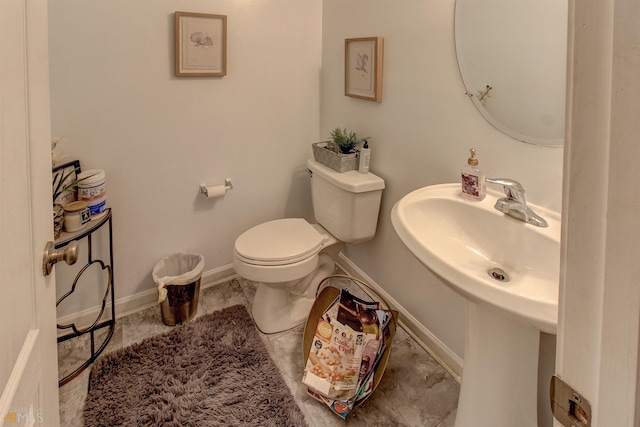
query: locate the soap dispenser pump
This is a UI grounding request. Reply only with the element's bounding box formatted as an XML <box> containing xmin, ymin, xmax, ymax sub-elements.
<box><xmin>461</xmin><ymin>148</ymin><xmax>486</xmax><ymax>200</ymax></box>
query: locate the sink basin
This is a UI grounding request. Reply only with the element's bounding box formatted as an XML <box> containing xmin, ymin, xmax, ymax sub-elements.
<box><xmin>391</xmin><ymin>183</ymin><xmax>561</xmax><ymax>427</ymax></box>
<box><xmin>391</xmin><ymin>183</ymin><xmax>560</xmax><ymax>333</ymax></box>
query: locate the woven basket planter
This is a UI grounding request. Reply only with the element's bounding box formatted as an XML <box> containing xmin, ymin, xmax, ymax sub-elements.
<box><xmin>311</xmin><ymin>141</ymin><xmax>359</xmax><ymax>173</ymax></box>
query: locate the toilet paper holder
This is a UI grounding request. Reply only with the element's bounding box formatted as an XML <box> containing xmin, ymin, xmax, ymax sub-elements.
<box><xmin>200</xmin><ymin>178</ymin><xmax>233</xmax><ymax>198</ymax></box>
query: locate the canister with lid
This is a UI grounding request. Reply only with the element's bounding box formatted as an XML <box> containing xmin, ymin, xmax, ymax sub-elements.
<box><xmin>77</xmin><ymin>169</ymin><xmax>106</xmax><ymax>217</ymax></box>
<box><xmin>63</xmin><ymin>201</ymin><xmax>91</xmax><ymax>232</ymax></box>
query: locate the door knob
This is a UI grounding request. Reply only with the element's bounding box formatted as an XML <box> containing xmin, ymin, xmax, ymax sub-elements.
<box><xmin>42</xmin><ymin>241</ymin><xmax>79</xmax><ymax>276</ymax></box>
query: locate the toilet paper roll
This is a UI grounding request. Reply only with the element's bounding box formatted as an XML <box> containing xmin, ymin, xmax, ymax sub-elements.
<box><xmin>204</xmin><ymin>185</ymin><xmax>226</xmax><ymax>198</ymax></box>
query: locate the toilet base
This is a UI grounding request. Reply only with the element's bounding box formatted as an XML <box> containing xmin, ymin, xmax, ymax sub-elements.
<box><xmin>252</xmin><ymin>285</ymin><xmax>316</xmax><ymax>334</ymax></box>
<box><xmin>250</xmin><ymin>244</ymin><xmax>342</xmax><ymax>334</ymax></box>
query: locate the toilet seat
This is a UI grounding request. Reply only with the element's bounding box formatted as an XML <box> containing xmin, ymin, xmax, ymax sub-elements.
<box><xmin>234</xmin><ymin>218</ymin><xmax>325</xmax><ymax>266</ymax></box>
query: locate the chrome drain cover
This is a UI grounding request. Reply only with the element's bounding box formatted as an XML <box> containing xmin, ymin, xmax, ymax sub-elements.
<box><xmin>488</xmin><ymin>267</ymin><xmax>510</xmax><ymax>282</ymax></box>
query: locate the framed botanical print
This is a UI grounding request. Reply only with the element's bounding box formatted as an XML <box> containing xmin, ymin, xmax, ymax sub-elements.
<box><xmin>175</xmin><ymin>12</ymin><xmax>227</xmax><ymax>77</ymax></box>
<box><xmin>344</xmin><ymin>37</ymin><xmax>384</xmax><ymax>102</ymax></box>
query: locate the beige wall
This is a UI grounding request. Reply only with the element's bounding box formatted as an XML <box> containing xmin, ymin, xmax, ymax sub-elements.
<box><xmin>50</xmin><ymin>0</ymin><xmax>564</xmax><ymax>364</ymax></box>
<box><xmin>49</xmin><ymin>0</ymin><xmax>322</xmax><ymax>317</ymax></box>
<box><xmin>321</xmin><ymin>0</ymin><xmax>563</xmax><ymax>359</ymax></box>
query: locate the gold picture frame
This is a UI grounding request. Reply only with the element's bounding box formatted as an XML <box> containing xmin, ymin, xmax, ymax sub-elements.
<box><xmin>344</xmin><ymin>37</ymin><xmax>384</xmax><ymax>102</ymax></box>
<box><xmin>174</xmin><ymin>12</ymin><xmax>227</xmax><ymax>77</ymax></box>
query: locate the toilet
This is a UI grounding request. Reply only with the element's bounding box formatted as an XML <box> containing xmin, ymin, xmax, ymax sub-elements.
<box><xmin>233</xmin><ymin>158</ymin><xmax>385</xmax><ymax>333</ymax></box>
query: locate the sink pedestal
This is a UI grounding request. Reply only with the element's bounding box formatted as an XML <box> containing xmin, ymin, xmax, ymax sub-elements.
<box><xmin>455</xmin><ymin>302</ymin><xmax>540</xmax><ymax>427</ymax></box>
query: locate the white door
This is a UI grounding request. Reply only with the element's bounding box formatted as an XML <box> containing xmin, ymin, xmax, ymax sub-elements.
<box><xmin>0</xmin><ymin>0</ymin><xmax>60</xmax><ymax>425</ymax></box>
<box><xmin>556</xmin><ymin>1</ymin><xmax>640</xmax><ymax>426</ymax></box>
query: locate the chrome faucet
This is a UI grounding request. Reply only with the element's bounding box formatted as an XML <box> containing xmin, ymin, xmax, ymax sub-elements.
<box><xmin>486</xmin><ymin>178</ymin><xmax>548</xmax><ymax>227</ymax></box>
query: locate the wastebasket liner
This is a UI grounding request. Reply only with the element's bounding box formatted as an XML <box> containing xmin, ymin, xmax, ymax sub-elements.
<box><xmin>152</xmin><ymin>252</ymin><xmax>205</xmax><ymax>303</ymax></box>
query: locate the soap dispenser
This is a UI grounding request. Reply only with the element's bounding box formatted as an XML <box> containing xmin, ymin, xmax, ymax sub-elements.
<box><xmin>461</xmin><ymin>148</ymin><xmax>486</xmax><ymax>200</ymax></box>
<box><xmin>359</xmin><ymin>140</ymin><xmax>370</xmax><ymax>174</ymax></box>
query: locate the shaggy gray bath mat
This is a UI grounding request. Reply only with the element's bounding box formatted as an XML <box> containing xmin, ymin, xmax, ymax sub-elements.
<box><xmin>84</xmin><ymin>304</ymin><xmax>307</xmax><ymax>427</ymax></box>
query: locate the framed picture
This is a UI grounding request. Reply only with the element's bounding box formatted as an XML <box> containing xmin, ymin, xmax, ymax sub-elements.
<box><xmin>52</xmin><ymin>160</ymin><xmax>81</xmax><ymax>207</ymax></box>
<box><xmin>174</xmin><ymin>12</ymin><xmax>227</xmax><ymax>77</ymax></box>
<box><xmin>344</xmin><ymin>37</ymin><xmax>384</xmax><ymax>102</ymax></box>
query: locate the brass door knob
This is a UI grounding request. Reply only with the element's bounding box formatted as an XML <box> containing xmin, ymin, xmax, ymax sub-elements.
<box><xmin>42</xmin><ymin>241</ymin><xmax>79</xmax><ymax>276</ymax></box>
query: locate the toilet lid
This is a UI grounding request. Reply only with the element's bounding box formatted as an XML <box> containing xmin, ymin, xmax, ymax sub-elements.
<box><xmin>235</xmin><ymin>218</ymin><xmax>325</xmax><ymax>265</ymax></box>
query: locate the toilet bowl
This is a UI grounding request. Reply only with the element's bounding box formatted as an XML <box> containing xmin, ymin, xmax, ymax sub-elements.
<box><xmin>234</xmin><ymin>218</ymin><xmax>343</xmax><ymax>333</ymax></box>
<box><xmin>233</xmin><ymin>159</ymin><xmax>385</xmax><ymax>334</ymax></box>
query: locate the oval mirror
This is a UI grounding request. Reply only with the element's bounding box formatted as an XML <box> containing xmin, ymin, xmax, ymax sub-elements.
<box><xmin>454</xmin><ymin>0</ymin><xmax>568</xmax><ymax>146</ymax></box>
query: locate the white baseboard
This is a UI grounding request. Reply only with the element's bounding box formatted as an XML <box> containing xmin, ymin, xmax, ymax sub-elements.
<box><xmin>57</xmin><ymin>256</ymin><xmax>464</xmax><ymax>382</ymax></box>
<box><xmin>337</xmin><ymin>253</ymin><xmax>463</xmax><ymax>382</ymax></box>
<box><xmin>56</xmin><ymin>263</ymin><xmax>236</xmax><ymax>337</ymax></box>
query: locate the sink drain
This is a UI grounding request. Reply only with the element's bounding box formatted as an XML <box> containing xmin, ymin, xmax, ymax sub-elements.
<box><xmin>488</xmin><ymin>267</ymin><xmax>510</xmax><ymax>282</ymax></box>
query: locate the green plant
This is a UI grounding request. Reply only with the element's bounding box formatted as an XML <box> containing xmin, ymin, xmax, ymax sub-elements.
<box><xmin>52</xmin><ymin>167</ymin><xmax>96</xmax><ymax>205</ymax></box>
<box><xmin>329</xmin><ymin>127</ymin><xmax>368</xmax><ymax>154</ymax></box>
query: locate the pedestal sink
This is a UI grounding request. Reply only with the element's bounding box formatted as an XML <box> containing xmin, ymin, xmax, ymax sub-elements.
<box><xmin>391</xmin><ymin>183</ymin><xmax>560</xmax><ymax>427</ymax></box>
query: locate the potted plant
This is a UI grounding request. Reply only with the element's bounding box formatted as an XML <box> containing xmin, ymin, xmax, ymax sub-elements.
<box><xmin>328</xmin><ymin>127</ymin><xmax>367</xmax><ymax>155</ymax></box>
<box><xmin>312</xmin><ymin>127</ymin><xmax>369</xmax><ymax>172</ymax></box>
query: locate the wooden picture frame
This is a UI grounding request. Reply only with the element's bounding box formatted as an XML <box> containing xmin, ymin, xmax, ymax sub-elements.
<box><xmin>345</xmin><ymin>37</ymin><xmax>384</xmax><ymax>102</ymax></box>
<box><xmin>174</xmin><ymin>12</ymin><xmax>227</xmax><ymax>77</ymax></box>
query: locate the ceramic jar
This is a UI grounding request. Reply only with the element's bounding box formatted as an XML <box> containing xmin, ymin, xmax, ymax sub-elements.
<box><xmin>63</xmin><ymin>201</ymin><xmax>91</xmax><ymax>232</ymax></box>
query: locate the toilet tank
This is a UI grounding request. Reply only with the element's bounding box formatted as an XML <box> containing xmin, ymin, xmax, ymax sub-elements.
<box><xmin>307</xmin><ymin>159</ymin><xmax>385</xmax><ymax>243</ymax></box>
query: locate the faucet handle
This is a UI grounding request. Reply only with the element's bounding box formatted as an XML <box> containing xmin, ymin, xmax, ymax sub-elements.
<box><xmin>486</xmin><ymin>178</ymin><xmax>526</xmax><ymax>202</ymax></box>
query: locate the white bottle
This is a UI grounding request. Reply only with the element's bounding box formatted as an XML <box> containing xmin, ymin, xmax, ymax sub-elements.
<box><xmin>461</xmin><ymin>148</ymin><xmax>486</xmax><ymax>200</ymax></box>
<box><xmin>359</xmin><ymin>141</ymin><xmax>370</xmax><ymax>174</ymax></box>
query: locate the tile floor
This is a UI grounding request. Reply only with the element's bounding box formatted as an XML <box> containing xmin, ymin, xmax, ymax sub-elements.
<box><xmin>58</xmin><ymin>275</ymin><xmax>459</xmax><ymax>426</ymax></box>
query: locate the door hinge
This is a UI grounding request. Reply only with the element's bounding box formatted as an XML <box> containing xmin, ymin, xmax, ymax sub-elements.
<box><xmin>550</xmin><ymin>375</ymin><xmax>591</xmax><ymax>427</ymax></box>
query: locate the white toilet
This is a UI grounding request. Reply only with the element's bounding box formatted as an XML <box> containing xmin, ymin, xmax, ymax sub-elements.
<box><xmin>233</xmin><ymin>158</ymin><xmax>385</xmax><ymax>333</ymax></box>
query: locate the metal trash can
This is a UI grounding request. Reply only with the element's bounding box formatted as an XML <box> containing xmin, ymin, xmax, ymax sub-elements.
<box><xmin>152</xmin><ymin>252</ymin><xmax>205</xmax><ymax>326</ymax></box>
